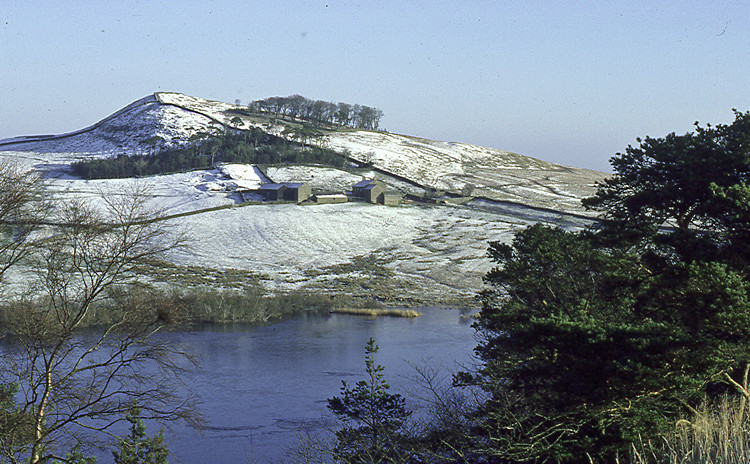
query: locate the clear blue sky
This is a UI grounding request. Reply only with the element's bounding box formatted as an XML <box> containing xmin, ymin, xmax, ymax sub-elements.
<box><xmin>2</xmin><ymin>1</ymin><xmax>748</xmax><ymax>172</ymax></box>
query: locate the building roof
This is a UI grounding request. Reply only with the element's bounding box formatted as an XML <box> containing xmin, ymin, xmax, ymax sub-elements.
<box><xmin>284</xmin><ymin>183</ymin><xmax>306</xmax><ymax>189</ymax></box>
<box><xmin>353</xmin><ymin>179</ymin><xmax>375</xmax><ymax>188</ymax></box>
<box><xmin>259</xmin><ymin>183</ymin><xmax>287</xmax><ymax>191</ymax></box>
<box><xmin>363</xmin><ymin>183</ymin><xmax>383</xmax><ymax>190</ymax></box>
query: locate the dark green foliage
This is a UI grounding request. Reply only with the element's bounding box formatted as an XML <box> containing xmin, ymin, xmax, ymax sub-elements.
<box><xmin>71</xmin><ymin>128</ymin><xmax>349</xmax><ymax>179</ymax></box>
<box><xmin>112</xmin><ymin>408</ymin><xmax>169</xmax><ymax>464</ymax></box>
<box><xmin>466</xmin><ymin>226</ymin><xmax>658</xmax><ymax>460</ymax></box>
<box><xmin>328</xmin><ymin>338</ymin><xmax>414</xmax><ymax>463</ymax></box>
<box><xmin>0</xmin><ymin>383</ymin><xmax>34</xmax><ymax>460</ymax></box>
<box><xmin>463</xmin><ymin>110</ymin><xmax>750</xmax><ymax>462</ymax></box>
<box><xmin>248</xmin><ymin>95</ymin><xmax>383</xmax><ymax>130</ymax></box>
<box><xmin>583</xmin><ymin>109</ymin><xmax>750</xmax><ymax>266</ymax></box>
<box><xmin>58</xmin><ymin>445</ymin><xmax>97</xmax><ymax>464</ymax></box>
<box><xmin>466</xmin><ymin>225</ymin><xmax>750</xmax><ymax>461</ymax></box>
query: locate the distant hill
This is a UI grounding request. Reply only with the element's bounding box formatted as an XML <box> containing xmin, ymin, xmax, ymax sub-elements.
<box><xmin>0</xmin><ymin>92</ymin><xmax>609</xmax><ymax>305</ymax></box>
<box><xmin>0</xmin><ymin>92</ymin><xmax>607</xmax><ymax>214</ymax></box>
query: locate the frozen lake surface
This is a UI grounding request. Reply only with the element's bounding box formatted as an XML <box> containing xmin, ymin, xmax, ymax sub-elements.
<box><xmin>165</xmin><ymin>308</ymin><xmax>476</xmax><ymax>463</ymax></box>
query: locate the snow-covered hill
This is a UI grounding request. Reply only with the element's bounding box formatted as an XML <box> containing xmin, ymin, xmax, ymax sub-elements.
<box><xmin>0</xmin><ymin>92</ymin><xmax>605</xmax><ymax>305</ymax></box>
<box><xmin>0</xmin><ymin>92</ymin><xmax>606</xmax><ymax>214</ymax></box>
<box><xmin>0</xmin><ymin>93</ymin><xmax>228</xmax><ymax>157</ymax></box>
<box><xmin>319</xmin><ymin>130</ymin><xmax>605</xmax><ymax>213</ymax></box>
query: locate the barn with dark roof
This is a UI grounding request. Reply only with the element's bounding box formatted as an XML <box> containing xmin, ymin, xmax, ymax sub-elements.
<box><xmin>282</xmin><ymin>183</ymin><xmax>312</xmax><ymax>202</ymax></box>
<box><xmin>352</xmin><ymin>179</ymin><xmax>385</xmax><ymax>203</ymax></box>
<box><xmin>258</xmin><ymin>183</ymin><xmax>311</xmax><ymax>202</ymax></box>
<box><xmin>258</xmin><ymin>183</ymin><xmax>287</xmax><ymax>201</ymax></box>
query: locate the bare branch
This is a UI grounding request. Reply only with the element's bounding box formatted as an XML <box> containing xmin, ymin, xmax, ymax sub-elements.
<box><xmin>0</xmin><ymin>181</ymin><xmax>197</xmax><ymax>463</ymax></box>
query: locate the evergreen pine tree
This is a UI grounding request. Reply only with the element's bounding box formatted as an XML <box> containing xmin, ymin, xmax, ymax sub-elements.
<box><xmin>112</xmin><ymin>408</ymin><xmax>169</xmax><ymax>464</ymax></box>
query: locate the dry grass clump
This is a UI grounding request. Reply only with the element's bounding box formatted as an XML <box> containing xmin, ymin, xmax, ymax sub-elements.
<box><xmin>330</xmin><ymin>307</ymin><xmax>423</xmax><ymax>318</ymax></box>
<box><xmin>630</xmin><ymin>396</ymin><xmax>750</xmax><ymax>464</ymax></box>
<box><xmin>180</xmin><ymin>288</ymin><xmax>335</xmax><ymax>324</ymax></box>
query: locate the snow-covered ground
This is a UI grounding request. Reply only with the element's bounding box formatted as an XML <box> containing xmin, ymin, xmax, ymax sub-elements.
<box><xmin>40</xmin><ymin>168</ymin><xmax>254</xmax><ymax>217</ymax></box>
<box><xmin>0</xmin><ymin>92</ymin><xmax>603</xmax><ymax>305</ymax></box>
<box><xmin>265</xmin><ymin>165</ymin><xmax>364</xmax><ymax>192</ymax></box>
<box><xmin>159</xmin><ymin>200</ymin><xmax>574</xmax><ymax>304</ymax></box>
<box><xmin>0</xmin><ymin>155</ymin><xmax>591</xmax><ymax>304</ymax></box>
<box><xmin>318</xmin><ymin>131</ymin><xmax>607</xmax><ymax>213</ymax></box>
<box><xmin>0</xmin><ymin>92</ymin><xmax>607</xmax><ymax>215</ymax></box>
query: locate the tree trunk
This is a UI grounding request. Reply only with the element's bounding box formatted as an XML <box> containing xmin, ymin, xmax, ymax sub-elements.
<box><xmin>30</xmin><ymin>369</ymin><xmax>53</xmax><ymax>464</ymax></box>
<box><xmin>738</xmin><ymin>363</ymin><xmax>750</xmax><ymax>425</ymax></box>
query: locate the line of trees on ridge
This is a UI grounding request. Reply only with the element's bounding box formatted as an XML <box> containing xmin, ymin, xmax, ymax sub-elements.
<box><xmin>246</xmin><ymin>94</ymin><xmax>384</xmax><ymax>131</ymax></box>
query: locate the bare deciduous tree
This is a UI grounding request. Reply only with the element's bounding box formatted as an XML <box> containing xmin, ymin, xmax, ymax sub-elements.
<box><xmin>0</xmin><ymin>170</ymin><xmax>196</xmax><ymax>464</ymax></box>
<box><xmin>0</xmin><ymin>160</ymin><xmax>47</xmax><ymax>288</ymax></box>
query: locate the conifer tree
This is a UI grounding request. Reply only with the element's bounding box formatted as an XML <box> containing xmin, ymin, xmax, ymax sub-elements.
<box><xmin>462</xmin><ymin>110</ymin><xmax>750</xmax><ymax>462</ymax></box>
<box><xmin>328</xmin><ymin>338</ymin><xmax>413</xmax><ymax>464</ymax></box>
<box><xmin>112</xmin><ymin>408</ymin><xmax>169</xmax><ymax>464</ymax></box>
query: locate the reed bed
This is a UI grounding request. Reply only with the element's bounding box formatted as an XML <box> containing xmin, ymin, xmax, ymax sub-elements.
<box><xmin>330</xmin><ymin>307</ymin><xmax>423</xmax><ymax>318</ymax></box>
<box><xmin>630</xmin><ymin>395</ymin><xmax>750</xmax><ymax>464</ymax></box>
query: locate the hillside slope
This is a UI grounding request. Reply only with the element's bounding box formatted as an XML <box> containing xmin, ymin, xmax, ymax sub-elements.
<box><xmin>0</xmin><ymin>92</ymin><xmax>606</xmax><ymax>214</ymax></box>
<box><xmin>0</xmin><ymin>92</ymin><xmax>606</xmax><ymax>305</ymax></box>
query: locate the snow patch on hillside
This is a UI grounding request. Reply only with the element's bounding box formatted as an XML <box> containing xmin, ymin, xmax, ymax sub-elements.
<box><xmin>319</xmin><ymin>130</ymin><xmax>607</xmax><ymax>212</ymax></box>
<box><xmin>156</xmin><ymin>92</ymin><xmax>238</xmax><ymax>120</ymax></box>
<box><xmin>265</xmin><ymin>166</ymin><xmax>364</xmax><ymax>192</ymax></box>
<box><xmin>0</xmin><ymin>92</ymin><xmax>241</xmax><ymax>158</ymax></box>
<box><xmin>0</xmin><ymin>102</ymin><xmax>218</xmax><ymax>158</ymax></box>
<box><xmin>43</xmin><ymin>171</ymin><xmax>235</xmax><ymax>217</ymax></box>
<box><xmin>217</xmin><ymin>163</ymin><xmax>270</xmax><ymax>190</ymax></box>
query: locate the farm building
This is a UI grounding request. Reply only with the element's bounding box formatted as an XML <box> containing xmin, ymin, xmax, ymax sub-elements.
<box><xmin>352</xmin><ymin>179</ymin><xmax>374</xmax><ymax>194</ymax></box>
<box><xmin>257</xmin><ymin>183</ymin><xmax>311</xmax><ymax>202</ymax></box>
<box><xmin>379</xmin><ymin>192</ymin><xmax>403</xmax><ymax>206</ymax></box>
<box><xmin>353</xmin><ymin>179</ymin><xmax>383</xmax><ymax>195</ymax></box>
<box><xmin>258</xmin><ymin>183</ymin><xmax>287</xmax><ymax>201</ymax></box>
<box><xmin>283</xmin><ymin>183</ymin><xmax>312</xmax><ymax>202</ymax></box>
<box><xmin>362</xmin><ymin>183</ymin><xmax>385</xmax><ymax>203</ymax></box>
<box><xmin>352</xmin><ymin>179</ymin><xmax>385</xmax><ymax>203</ymax></box>
<box><xmin>314</xmin><ymin>194</ymin><xmax>349</xmax><ymax>204</ymax></box>
<box><xmin>351</xmin><ymin>179</ymin><xmax>401</xmax><ymax>205</ymax></box>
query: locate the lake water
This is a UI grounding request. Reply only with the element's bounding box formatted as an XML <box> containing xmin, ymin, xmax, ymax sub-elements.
<box><xmin>164</xmin><ymin>308</ymin><xmax>477</xmax><ymax>463</ymax></box>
